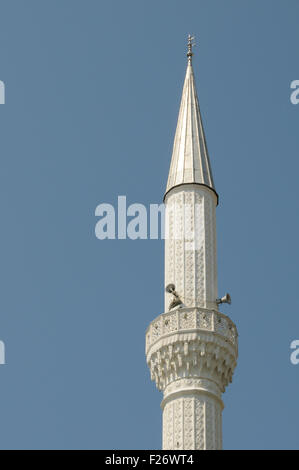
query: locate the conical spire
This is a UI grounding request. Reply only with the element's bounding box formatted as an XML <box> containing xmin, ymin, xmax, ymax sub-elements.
<box><xmin>165</xmin><ymin>36</ymin><xmax>218</xmax><ymax>203</ymax></box>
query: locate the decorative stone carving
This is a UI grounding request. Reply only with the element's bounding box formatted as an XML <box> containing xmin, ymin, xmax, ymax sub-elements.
<box><xmin>164</xmin><ymin>185</ymin><xmax>218</xmax><ymax>312</ymax></box>
<box><xmin>146</xmin><ymin>306</ymin><xmax>238</xmax><ymax>449</ymax></box>
<box><xmin>146</xmin><ymin>307</ymin><xmax>238</xmax><ymax>356</ymax></box>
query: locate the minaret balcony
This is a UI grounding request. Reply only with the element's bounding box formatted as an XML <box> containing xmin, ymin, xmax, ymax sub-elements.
<box><xmin>145</xmin><ymin>307</ymin><xmax>238</xmax><ymax>394</ymax></box>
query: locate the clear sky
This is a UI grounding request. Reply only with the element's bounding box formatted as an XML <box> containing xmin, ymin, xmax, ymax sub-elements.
<box><xmin>0</xmin><ymin>0</ymin><xmax>298</xmax><ymax>450</ymax></box>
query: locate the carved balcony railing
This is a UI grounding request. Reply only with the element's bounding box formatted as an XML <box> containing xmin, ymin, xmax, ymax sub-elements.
<box><xmin>146</xmin><ymin>307</ymin><xmax>238</xmax><ymax>355</ymax></box>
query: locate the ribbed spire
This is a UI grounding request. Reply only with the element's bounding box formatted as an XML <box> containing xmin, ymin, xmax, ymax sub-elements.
<box><xmin>165</xmin><ymin>38</ymin><xmax>218</xmax><ymax>203</ymax></box>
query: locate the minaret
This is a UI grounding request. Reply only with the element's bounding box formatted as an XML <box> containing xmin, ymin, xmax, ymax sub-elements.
<box><xmin>145</xmin><ymin>36</ymin><xmax>238</xmax><ymax>450</ymax></box>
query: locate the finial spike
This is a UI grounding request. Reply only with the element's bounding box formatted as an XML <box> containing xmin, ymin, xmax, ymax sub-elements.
<box><xmin>187</xmin><ymin>34</ymin><xmax>195</xmax><ymax>64</ymax></box>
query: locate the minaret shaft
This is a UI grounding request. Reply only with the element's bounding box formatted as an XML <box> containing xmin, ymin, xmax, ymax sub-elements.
<box><xmin>164</xmin><ymin>185</ymin><xmax>218</xmax><ymax>312</ymax></box>
<box><xmin>145</xmin><ymin>38</ymin><xmax>238</xmax><ymax>451</ymax></box>
<box><xmin>162</xmin><ymin>389</ymin><xmax>223</xmax><ymax>450</ymax></box>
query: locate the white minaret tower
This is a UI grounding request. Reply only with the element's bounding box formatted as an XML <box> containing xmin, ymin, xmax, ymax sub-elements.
<box><xmin>145</xmin><ymin>36</ymin><xmax>238</xmax><ymax>450</ymax></box>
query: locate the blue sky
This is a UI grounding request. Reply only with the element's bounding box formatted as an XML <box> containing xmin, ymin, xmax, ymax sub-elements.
<box><xmin>0</xmin><ymin>0</ymin><xmax>298</xmax><ymax>450</ymax></box>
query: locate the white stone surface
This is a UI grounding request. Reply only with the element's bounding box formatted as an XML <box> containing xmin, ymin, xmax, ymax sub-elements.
<box><xmin>164</xmin><ymin>184</ymin><xmax>218</xmax><ymax>312</ymax></box>
<box><xmin>146</xmin><ymin>307</ymin><xmax>238</xmax><ymax>450</ymax></box>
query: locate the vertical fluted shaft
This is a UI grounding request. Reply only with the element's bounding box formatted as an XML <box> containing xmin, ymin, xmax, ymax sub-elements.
<box><xmin>164</xmin><ymin>185</ymin><xmax>218</xmax><ymax>312</ymax></box>
<box><xmin>162</xmin><ymin>390</ymin><xmax>223</xmax><ymax>450</ymax></box>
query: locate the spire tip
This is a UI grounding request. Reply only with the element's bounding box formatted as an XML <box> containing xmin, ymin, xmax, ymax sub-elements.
<box><xmin>187</xmin><ymin>34</ymin><xmax>195</xmax><ymax>64</ymax></box>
